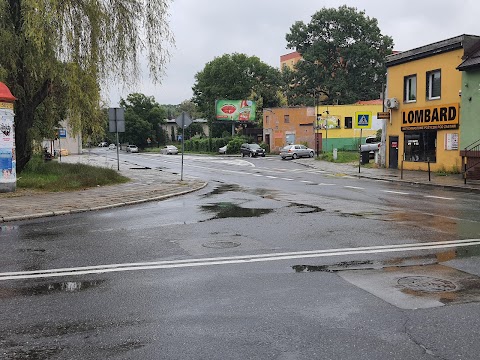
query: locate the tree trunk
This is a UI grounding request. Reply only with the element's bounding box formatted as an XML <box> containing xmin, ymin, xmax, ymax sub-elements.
<box><xmin>15</xmin><ymin>104</ymin><xmax>35</xmax><ymax>173</ymax></box>
<box><xmin>14</xmin><ymin>78</ymin><xmax>52</xmax><ymax>173</ymax></box>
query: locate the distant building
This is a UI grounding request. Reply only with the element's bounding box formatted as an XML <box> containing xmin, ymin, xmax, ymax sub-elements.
<box><xmin>280</xmin><ymin>51</ymin><xmax>302</xmax><ymax>71</ymax></box>
<box><xmin>161</xmin><ymin>118</ymin><xmax>209</xmax><ymax>142</ymax></box>
<box><xmin>42</xmin><ymin>120</ymin><xmax>82</xmax><ymax>156</ymax></box>
<box><xmin>263</xmin><ymin>102</ymin><xmax>382</xmax><ymax>154</ymax></box>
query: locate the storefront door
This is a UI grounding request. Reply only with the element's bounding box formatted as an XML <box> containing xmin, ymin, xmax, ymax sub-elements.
<box><xmin>389</xmin><ymin>136</ymin><xmax>399</xmax><ymax>169</ymax></box>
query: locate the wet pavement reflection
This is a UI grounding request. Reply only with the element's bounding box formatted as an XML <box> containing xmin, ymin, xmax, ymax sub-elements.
<box><xmin>0</xmin><ymin>280</ymin><xmax>104</xmax><ymax>299</ymax></box>
<box><xmin>293</xmin><ymin>248</ymin><xmax>480</xmax><ymax>309</ymax></box>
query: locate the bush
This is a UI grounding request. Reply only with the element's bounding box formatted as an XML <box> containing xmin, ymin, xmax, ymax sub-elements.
<box><xmin>226</xmin><ymin>137</ymin><xmax>245</xmax><ymax>154</ymax></box>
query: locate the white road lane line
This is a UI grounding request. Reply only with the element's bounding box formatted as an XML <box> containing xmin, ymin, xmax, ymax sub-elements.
<box><xmin>318</xmin><ymin>183</ymin><xmax>336</xmax><ymax>186</ymax></box>
<box><xmin>266</xmin><ymin>176</ymin><xmax>278</xmax><ymax>179</ymax></box>
<box><xmin>281</xmin><ymin>178</ymin><xmax>294</xmax><ymax>181</ymax></box>
<box><xmin>1</xmin><ymin>239</ymin><xmax>478</xmax><ymax>281</ymax></box>
<box><xmin>344</xmin><ymin>186</ymin><xmax>365</xmax><ymax>190</ymax></box>
<box><xmin>301</xmin><ymin>180</ymin><xmax>314</xmax><ymax>184</ymax></box>
<box><xmin>424</xmin><ymin>195</ymin><xmax>455</xmax><ymax>200</ymax></box>
<box><xmin>381</xmin><ymin>190</ymin><xmax>410</xmax><ymax>195</ymax></box>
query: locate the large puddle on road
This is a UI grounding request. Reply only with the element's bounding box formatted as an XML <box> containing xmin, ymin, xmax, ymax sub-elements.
<box><xmin>293</xmin><ymin>248</ymin><xmax>480</xmax><ymax>309</ymax></box>
<box><xmin>200</xmin><ymin>202</ymin><xmax>273</xmax><ymax>220</ymax></box>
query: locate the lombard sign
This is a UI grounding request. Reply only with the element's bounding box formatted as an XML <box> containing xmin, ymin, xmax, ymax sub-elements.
<box><xmin>215</xmin><ymin>100</ymin><xmax>256</xmax><ymax>121</ymax></box>
<box><xmin>401</xmin><ymin>103</ymin><xmax>459</xmax><ymax>131</ymax></box>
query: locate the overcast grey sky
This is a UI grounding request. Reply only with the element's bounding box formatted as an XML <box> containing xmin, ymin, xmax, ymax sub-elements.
<box><xmin>104</xmin><ymin>0</ymin><xmax>479</xmax><ymax>107</ymax></box>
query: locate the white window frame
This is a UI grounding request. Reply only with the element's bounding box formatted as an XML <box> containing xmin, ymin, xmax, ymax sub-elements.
<box><xmin>404</xmin><ymin>75</ymin><xmax>417</xmax><ymax>103</ymax></box>
<box><xmin>426</xmin><ymin>70</ymin><xmax>441</xmax><ymax>100</ymax></box>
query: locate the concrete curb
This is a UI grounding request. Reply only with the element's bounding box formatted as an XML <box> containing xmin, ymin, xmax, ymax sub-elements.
<box><xmin>0</xmin><ymin>182</ymin><xmax>207</xmax><ymax>223</ymax></box>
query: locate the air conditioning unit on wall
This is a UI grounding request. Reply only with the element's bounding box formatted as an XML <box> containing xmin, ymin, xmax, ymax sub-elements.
<box><xmin>385</xmin><ymin>98</ymin><xmax>399</xmax><ymax>109</ymax></box>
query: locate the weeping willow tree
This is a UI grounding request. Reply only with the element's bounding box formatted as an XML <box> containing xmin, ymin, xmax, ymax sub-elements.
<box><xmin>0</xmin><ymin>0</ymin><xmax>174</xmax><ymax>171</ymax></box>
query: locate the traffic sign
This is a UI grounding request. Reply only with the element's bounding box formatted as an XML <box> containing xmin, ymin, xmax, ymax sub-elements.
<box><xmin>354</xmin><ymin>112</ymin><xmax>372</xmax><ymax>129</ymax></box>
<box><xmin>377</xmin><ymin>111</ymin><xmax>390</xmax><ymax>120</ymax></box>
<box><xmin>175</xmin><ymin>112</ymin><xmax>192</xmax><ymax>128</ymax></box>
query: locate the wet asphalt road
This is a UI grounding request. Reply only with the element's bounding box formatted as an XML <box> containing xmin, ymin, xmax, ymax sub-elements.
<box><xmin>1</xmin><ymin>152</ymin><xmax>480</xmax><ymax>359</ymax></box>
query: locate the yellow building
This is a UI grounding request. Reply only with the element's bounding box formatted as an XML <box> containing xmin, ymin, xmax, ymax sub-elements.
<box><xmin>316</xmin><ymin>101</ymin><xmax>383</xmax><ymax>152</ymax></box>
<box><xmin>385</xmin><ymin>34</ymin><xmax>480</xmax><ymax>171</ymax></box>
<box><xmin>263</xmin><ymin>101</ymin><xmax>382</xmax><ymax>153</ymax></box>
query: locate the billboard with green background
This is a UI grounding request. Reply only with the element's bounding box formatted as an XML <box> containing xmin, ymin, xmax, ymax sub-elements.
<box><xmin>215</xmin><ymin>100</ymin><xmax>256</xmax><ymax>121</ymax></box>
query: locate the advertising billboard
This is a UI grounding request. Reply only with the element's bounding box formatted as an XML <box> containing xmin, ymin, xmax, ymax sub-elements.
<box><xmin>215</xmin><ymin>100</ymin><xmax>256</xmax><ymax>121</ymax></box>
<box><xmin>315</xmin><ymin>114</ymin><xmax>341</xmax><ymax>131</ymax></box>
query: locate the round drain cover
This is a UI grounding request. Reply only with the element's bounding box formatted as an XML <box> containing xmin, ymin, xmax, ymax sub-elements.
<box><xmin>202</xmin><ymin>241</ymin><xmax>241</xmax><ymax>249</ymax></box>
<box><xmin>397</xmin><ymin>276</ymin><xmax>457</xmax><ymax>292</ymax></box>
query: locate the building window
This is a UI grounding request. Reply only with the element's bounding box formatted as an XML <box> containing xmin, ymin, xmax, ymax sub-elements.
<box><xmin>404</xmin><ymin>75</ymin><xmax>417</xmax><ymax>102</ymax></box>
<box><xmin>426</xmin><ymin>70</ymin><xmax>441</xmax><ymax>100</ymax></box>
<box><xmin>404</xmin><ymin>131</ymin><xmax>436</xmax><ymax>162</ymax></box>
<box><xmin>344</xmin><ymin>117</ymin><xmax>352</xmax><ymax>129</ymax></box>
<box><xmin>266</xmin><ymin>115</ymin><xmax>270</xmax><ymax>125</ymax></box>
<box><xmin>284</xmin><ymin>115</ymin><xmax>290</xmax><ymax>123</ymax></box>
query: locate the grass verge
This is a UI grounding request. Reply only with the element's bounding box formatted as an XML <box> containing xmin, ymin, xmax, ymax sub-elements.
<box><xmin>317</xmin><ymin>151</ymin><xmax>359</xmax><ymax>163</ymax></box>
<box><xmin>17</xmin><ymin>156</ymin><xmax>129</xmax><ymax>192</ymax></box>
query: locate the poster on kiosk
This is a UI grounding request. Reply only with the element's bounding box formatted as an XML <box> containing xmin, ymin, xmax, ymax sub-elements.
<box><xmin>0</xmin><ymin>82</ymin><xmax>16</xmax><ymax>193</ymax></box>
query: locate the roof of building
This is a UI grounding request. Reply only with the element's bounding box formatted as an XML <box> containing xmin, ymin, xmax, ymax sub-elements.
<box><xmin>386</xmin><ymin>34</ymin><xmax>480</xmax><ymax>67</ymax></box>
<box><xmin>165</xmin><ymin>118</ymin><xmax>207</xmax><ymax>124</ymax></box>
<box><xmin>355</xmin><ymin>99</ymin><xmax>383</xmax><ymax>105</ymax></box>
<box><xmin>457</xmin><ymin>39</ymin><xmax>480</xmax><ymax>70</ymax></box>
<box><xmin>280</xmin><ymin>51</ymin><xmax>302</xmax><ymax>62</ymax></box>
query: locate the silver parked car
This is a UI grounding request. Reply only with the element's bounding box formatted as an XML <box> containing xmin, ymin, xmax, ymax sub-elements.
<box><xmin>125</xmin><ymin>144</ymin><xmax>138</xmax><ymax>153</ymax></box>
<box><xmin>280</xmin><ymin>144</ymin><xmax>315</xmax><ymax>159</ymax></box>
<box><xmin>161</xmin><ymin>145</ymin><xmax>179</xmax><ymax>155</ymax></box>
<box><xmin>218</xmin><ymin>145</ymin><xmax>228</xmax><ymax>154</ymax></box>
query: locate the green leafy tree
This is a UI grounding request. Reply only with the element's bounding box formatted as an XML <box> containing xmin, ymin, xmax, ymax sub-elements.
<box><xmin>0</xmin><ymin>0</ymin><xmax>173</xmax><ymax>171</ymax></box>
<box><xmin>178</xmin><ymin>100</ymin><xmax>202</xmax><ymax>120</ymax></box>
<box><xmin>124</xmin><ymin>112</ymin><xmax>152</xmax><ymax>148</ymax></box>
<box><xmin>120</xmin><ymin>93</ymin><xmax>166</xmax><ymax>147</ymax></box>
<box><xmin>192</xmin><ymin>53</ymin><xmax>283</xmax><ymax>137</ymax></box>
<box><xmin>285</xmin><ymin>6</ymin><xmax>393</xmax><ymax>105</ymax></box>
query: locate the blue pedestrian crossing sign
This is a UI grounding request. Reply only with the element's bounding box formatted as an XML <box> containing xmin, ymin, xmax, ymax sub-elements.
<box><xmin>354</xmin><ymin>112</ymin><xmax>372</xmax><ymax>129</ymax></box>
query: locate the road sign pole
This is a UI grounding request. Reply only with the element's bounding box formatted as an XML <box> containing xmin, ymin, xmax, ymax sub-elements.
<box><xmin>181</xmin><ymin>113</ymin><xmax>185</xmax><ymax>181</ymax></box>
<box><xmin>174</xmin><ymin>111</ymin><xmax>192</xmax><ymax>182</ymax></box>
<box><xmin>115</xmin><ymin>108</ymin><xmax>120</xmax><ymax>170</ymax></box>
<box><xmin>359</xmin><ymin>129</ymin><xmax>363</xmax><ymax>173</ymax></box>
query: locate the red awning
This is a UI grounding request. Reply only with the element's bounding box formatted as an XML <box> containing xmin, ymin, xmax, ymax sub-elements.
<box><xmin>0</xmin><ymin>82</ymin><xmax>16</xmax><ymax>102</ymax></box>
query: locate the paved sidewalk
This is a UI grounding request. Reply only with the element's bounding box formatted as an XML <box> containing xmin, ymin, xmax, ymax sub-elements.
<box><xmin>1</xmin><ymin>154</ymin><xmax>479</xmax><ymax>223</ymax></box>
<box><xmin>297</xmin><ymin>157</ymin><xmax>480</xmax><ymax>194</ymax></box>
<box><xmin>0</xmin><ymin>154</ymin><xmax>207</xmax><ymax>223</ymax></box>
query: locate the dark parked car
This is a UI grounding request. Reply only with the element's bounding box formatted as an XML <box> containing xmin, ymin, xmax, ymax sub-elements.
<box><xmin>240</xmin><ymin>143</ymin><xmax>265</xmax><ymax>157</ymax></box>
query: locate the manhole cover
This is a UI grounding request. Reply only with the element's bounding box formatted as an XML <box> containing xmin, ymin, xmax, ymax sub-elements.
<box><xmin>397</xmin><ymin>276</ymin><xmax>457</xmax><ymax>292</ymax></box>
<box><xmin>202</xmin><ymin>241</ymin><xmax>241</xmax><ymax>249</ymax></box>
